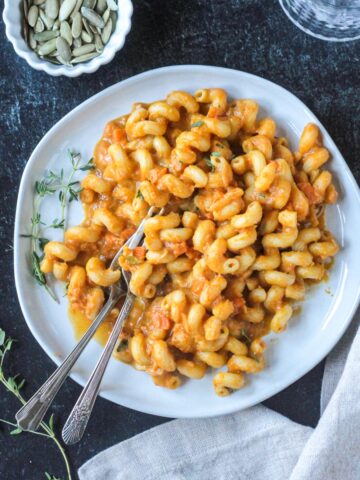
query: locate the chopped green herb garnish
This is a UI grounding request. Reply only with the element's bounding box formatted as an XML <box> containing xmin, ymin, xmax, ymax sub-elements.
<box><xmin>126</xmin><ymin>256</ymin><xmax>140</xmax><ymax>265</ymax></box>
<box><xmin>210</xmin><ymin>151</ymin><xmax>221</xmax><ymax>157</ymax></box>
<box><xmin>240</xmin><ymin>329</ymin><xmax>251</xmax><ymax>344</ymax></box>
<box><xmin>136</xmin><ymin>189</ymin><xmax>144</xmax><ymax>200</ymax></box>
<box><xmin>191</xmin><ymin>120</ymin><xmax>205</xmax><ymax>128</ymax></box>
<box><xmin>205</xmin><ymin>157</ymin><xmax>214</xmax><ymax>171</ymax></box>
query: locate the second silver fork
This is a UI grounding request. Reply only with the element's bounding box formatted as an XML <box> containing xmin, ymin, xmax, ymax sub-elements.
<box><xmin>16</xmin><ymin>207</ymin><xmax>156</xmax><ymax>432</ymax></box>
<box><xmin>61</xmin><ymin>245</ymin><xmax>136</xmax><ymax>444</ymax></box>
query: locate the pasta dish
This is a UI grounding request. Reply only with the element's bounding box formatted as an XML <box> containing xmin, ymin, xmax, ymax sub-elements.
<box><xmin>40</xmin><ymin>88</ymin><xmax>339</xmax><ymax>396</ymax></box>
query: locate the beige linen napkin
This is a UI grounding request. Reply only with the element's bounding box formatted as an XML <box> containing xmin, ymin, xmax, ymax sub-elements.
<box><xmin>79</xmin><ymin>310</ymin><xmax>359</xmax><ymax>480</ymax></box>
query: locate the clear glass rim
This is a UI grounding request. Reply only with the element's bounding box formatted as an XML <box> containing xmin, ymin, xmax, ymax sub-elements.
<box><xmin>279</xmin><ymin>0</ymin><xmax>360</xmax><ymax>42</ymax></box>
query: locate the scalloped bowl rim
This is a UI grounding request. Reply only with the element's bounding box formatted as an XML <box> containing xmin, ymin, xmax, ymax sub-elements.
<box><xmin>3</xmin><ymin>0</ymin><xmax>133</xmax><ymax>77</ymax></box>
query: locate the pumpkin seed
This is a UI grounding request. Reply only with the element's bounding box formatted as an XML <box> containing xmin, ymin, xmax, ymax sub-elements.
<box><xmin>60</xmin><ymin>20</ymin><xmax>72</xmax><ymax>44</ymax></box>
<box><xmin>94</xmin><ymin>33</ymin><xmax>103</xmax><ymax>52</ymax></box>
<box><xmin>106</xmin><ymin>0</ymin><xmax>117</xmax><ymax>11</ymax></box>
<box><xmin>73</xmin><ymin>37</ymin><xmax>82</xmax><ymax>48</ymax></box>
<box><xmin>71</xmin><ymin>12</ymin><xmax>82</xmax><ymax>38</ymax></box>
<box><xmin>39</xmin><ymin>9</ymin><xmax>54</xmax><ymax>29</ymax></box>
<box><xmin>82</xmin><ymin>17</ymin><xmax>92</xmax><ymax>35</ymax></box>
<box><xmin>23</xmin><ymin>23</ymin><xmax>29</xmax><ymax>42</ymax></box>
<box><xmin>34</xmin><ymin>17</ymin><xmax>45</xmax><ymax>32</ymax></box>
<box><xmin>72</xmin><ymin>43</ymin><xmax>95</xmax><ymax>56</ymax></box>
<box><xmin>83</xmin><ymin>0</ymin><xmax>96</xmax><ymax>7</ymax></box>
<box><xmin>23</xmin><ymin>0</ymin><xmax>29</xmax><ymax>17</ymax></box>
<box><xmin>102</xmin><ymin>7</ymin><xmax>110</xmax><ymax>23</ymax></box>
<box><xmin>88</xmin><ymin>23</ymin><xmax>99</xmax><ymax>34</ymax></box>
<box><xmin>59</xmin><ymin>0</ymin><xmax>77</xmax><ymax>21</ymax></box>
<box><xmin>56</xmin><ymin>36</ymin><xmax>72</xmax><ymax>62</ymax></box>
<box><xmin>81</xmin><ymin>7</ymin><xmax>105</xmax><ymax>28</ymax></box>
<box><xmin>110</xmin><ymin>10</ymin><xmax>116</xmax><ymax>32</ymax></box>
<box><xmin>29</xmin><ymin>30</ymin><xmax>37</xmax><ymax>49</ymax></box>
<box><xmin>52</xmin><ymin>18</ymin><xmax>60</xmax><ymax>29</ymax></box>
<box><xmin>23</xmin><ymin>1</ymin><xmax>30</xmax><ymax>40</ymax></box>
<box><xmin>71</xmin><ymin>51</ymin><xmax>99</xmax><ymax>63</ymax></box>
<box><xmin>34</xmin><ymin>0</ymin><xmax>46</xmax><ymax>5</ymax></box>
<box><xmin>70</xmin><ymin>0</ymin><xmax>83</xmax><ymax>19</ymax></box>
<box><xmin>101</xmin><ymin>18</ymin><xmax>112</xmax><ymax>44</ymax></box>
<box><xmin>95</xmin><ymin>0</ymin><xmax>107</xmax><ymax>15</ymax></box>
<box><xmin>45</xmin><ymin>0</ymin><xmax>59</xmax><ymax>19</ymax></box>
<box><xmin>34</xmin><ymin>29</ymin><xmax>59</xmax><ymax>41</ymax></box>
<box><xmin>28</xmin><ymin>5</ymin><xmax>39</xmax><ymax>27</ymax></box>
<box><xmin>43</xmin><ymin>55</ymin><xmax>61</xmax><ymax>64</ymax></box>
<box><xmin>81</xmin><ymin>30</ymin><xmax>93</xmax><ymax>43</ymax></box>
<box><xmin>38</xmin><ymin>37</ymin><xmax>57</xmax><ymax>55</ymax></box>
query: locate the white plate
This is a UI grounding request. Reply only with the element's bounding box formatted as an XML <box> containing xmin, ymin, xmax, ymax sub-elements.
<box><xmin>14</xmin><ymin>65</ymin><xmax>360</xmax><ymax>418</ymax></box>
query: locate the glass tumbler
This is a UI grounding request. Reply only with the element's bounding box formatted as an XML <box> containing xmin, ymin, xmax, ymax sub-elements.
<box><xmin>279</xmin><ymin>0</ymin><xmax>360</xmax><ymax>41</ymax></box>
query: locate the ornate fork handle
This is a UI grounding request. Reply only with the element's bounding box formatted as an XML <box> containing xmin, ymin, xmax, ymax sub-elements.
<box><xmin>16</xmin><ymin>207</ymin><xmax>158</xmax><ymax>432</ymax></box>
<box><xmin>16</xmin><ymin>296</ymin><xmax>119</xmax><ymax>432</ymax></box>
<box><xmin>62</xmin><ymin>292</ymin><xmax>135</xmax><ymax>445</ymax></box>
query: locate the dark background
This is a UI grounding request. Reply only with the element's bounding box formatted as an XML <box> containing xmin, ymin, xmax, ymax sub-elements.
<box><xmin>0</xmin><ymin>0</ymin><xmax>359</xmax><ymax>478</ymax></box>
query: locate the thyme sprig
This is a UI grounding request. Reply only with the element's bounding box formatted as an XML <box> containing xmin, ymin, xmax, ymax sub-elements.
<box><xmin>0</xmin><ymin>329</ymin><xmax>72</xmax><ymax>479</ymax></box>
<box><xmin>21</xmin><ymin>151</ymin><xmax>94</xmax><ymax>301</ymax></box>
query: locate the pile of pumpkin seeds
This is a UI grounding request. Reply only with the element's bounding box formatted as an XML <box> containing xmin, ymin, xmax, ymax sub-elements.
<box><xmin>23</xmin><ymin>0</ymin><xmax>118</xmax><ymax>66</ymax></box>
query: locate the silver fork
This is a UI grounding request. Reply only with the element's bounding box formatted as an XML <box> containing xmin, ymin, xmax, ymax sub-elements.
<box><xmin>16</xmin><ymin>207</ymin><xmax>157</xmax><ymax>432</ymax></box>
<box><xmin>61</xmin><ymin>239</ymin><xmax>137</xmax><ymax>445</ymax></box>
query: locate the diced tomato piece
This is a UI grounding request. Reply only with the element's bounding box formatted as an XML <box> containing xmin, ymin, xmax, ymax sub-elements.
<box><xmin>153</xmin><ymin>309</ymin><xmax>172</xmax><ymax>330</ymax></box>
<box><xmin>148</xmin><ymin>167</ymin><xmax>168</xmax><ymax>184</ymax></box>
<box><xmin>233</xmin><ymin>297</ymin><xmax>245</xmax><ymax>314</ymax></box>
<box><xmin>120</xmin><ymin>227</ymin><xmax>136</xmax><ymax>241</ymax></box>
<box><xmin>113</xmin><ymin>128</ymin><xmax>126</xmax><ymax>144</ymax></box>
<box><xmin>298</xmin><ymin>182</ymin><xmax>321</xmax><ymax>205</ymax></box>
<box><xmin>164</xmin><ymin>241</ymin><xmax>187</xmax><ymax>256</ymax></box>
<box><xmin>207</xmin><ymin>106</ymin><xmax>220</xmax><ymax>118</ymax></box>
<box><xmin>134</xmin><ymin>246</ymin><xmax>146</xmax><ymax>260</ymax></box>
<box><xmin>104</xmin><ymin>122</ymin><xmax>115</xmax><ymax>138</ymax></box>
<box><xmin>186</xmin><ymin>247</ymin><xmax>202</xmax><ymax>260</ymax></box>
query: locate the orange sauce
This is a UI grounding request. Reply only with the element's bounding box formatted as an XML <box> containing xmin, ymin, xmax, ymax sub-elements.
<box><xmin>68</xmin><ymin>296</ymin><xmax>148</xmax><ymax>360</ymax></box>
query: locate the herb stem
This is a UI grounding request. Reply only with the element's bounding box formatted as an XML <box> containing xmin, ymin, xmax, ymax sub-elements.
<box><xmin>0</xmin><ymin>331</ymin><xmax>72</xmax><ymax>479</ymax></box>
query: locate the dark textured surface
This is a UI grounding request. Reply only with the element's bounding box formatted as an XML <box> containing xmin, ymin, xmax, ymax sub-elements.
<box><xmin>0</xmin><ymin>0</ymin><xmax>359</xmax><ymax>478</ymax></box>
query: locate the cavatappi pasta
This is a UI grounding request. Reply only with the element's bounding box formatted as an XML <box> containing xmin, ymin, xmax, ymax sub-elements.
<box><xmin>41</xmin><ymin>89</ymin><xmax>339</xmax><ymax>396</ymax></box>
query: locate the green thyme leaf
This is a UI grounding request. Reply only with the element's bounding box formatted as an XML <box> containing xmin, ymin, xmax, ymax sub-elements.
<box><xmin>10</xmin><ymin>427</ymin><xmax>23</xmax><ymax>436</ymax></box>
<box><xmin>136</xmin><ymin>189</ymin><xmax>144</xmax><ymax>200</ymax></box>
<box><xmin>44</xmin><ymin>473</ymin><xmax>61</xmax><ymax>480</ymax></box>
<box><xmin>79</xmin><ymin>157</ymin><xmax>95</xmax><ymax>171</ymax></box>
<box><xmin>210</xmin><ymin>151</ymin><xmax>221</xmax><ymax>157</ymax></box>
<box><xmin>0</xmin><ymin>330</ymin><xmax>5</xmax><ymax>347</ymax></box>
<box><xmin>32</xmin><ymin>251</ymin><xmax>46</xmax><ymax>286</ymax></box>
<box><xmin>38</xmin><ymin>238</ymin><xmax>49</xmax><ymax>252</ymax></box>
<box><xmin>48</xmin><ymin>413</ymin><xmax>55</xmax><ymax>432</ymax></box>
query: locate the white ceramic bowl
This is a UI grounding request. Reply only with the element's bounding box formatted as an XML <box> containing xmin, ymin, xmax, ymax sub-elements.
<box><xmin>3</xmin><ymin>0</ymin><xmax>133</xmax><ymax>77</ymax></box>
<box><xmin>14</xmin><ymin>66</ymin><xmax>360</xmax><ymax>418</ymax></box>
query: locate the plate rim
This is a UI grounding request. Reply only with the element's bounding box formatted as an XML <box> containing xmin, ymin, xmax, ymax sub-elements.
<box><xmin>14</xmin><ymin>65</ymin><xmax>360</xmax><ymax>418</ymax></box>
